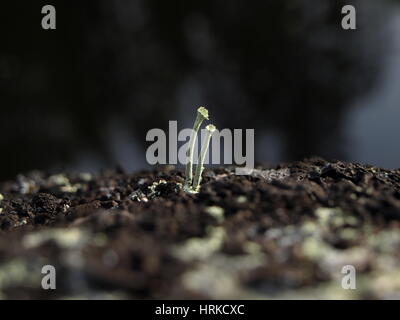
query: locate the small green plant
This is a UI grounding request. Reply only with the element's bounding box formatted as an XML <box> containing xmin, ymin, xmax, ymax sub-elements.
<box><xmin>184</xmin><ymin>107</ymin><xmax>216</xmax><ymax>193</ymax></box>
<box><xmin>185</xmin><ymin>107</ymin><xmax>209</xmax><ymax>186</ymax></box>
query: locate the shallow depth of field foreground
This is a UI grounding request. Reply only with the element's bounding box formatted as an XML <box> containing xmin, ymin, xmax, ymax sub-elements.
<box><xmin>0</xmin><ymin>158</ymin><xmax>400</xmax><ymax>299</ymax></box>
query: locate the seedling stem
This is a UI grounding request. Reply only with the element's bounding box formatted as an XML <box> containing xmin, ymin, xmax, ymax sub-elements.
<box><xmin>184</xmin><ymin>107</ymin><xmax>209</xmax><ymax>188</ymax></box>
<box><xmin>192</xmin><ymin>124</ymin><xmax>216</xmax><ymax>192</ymax></box>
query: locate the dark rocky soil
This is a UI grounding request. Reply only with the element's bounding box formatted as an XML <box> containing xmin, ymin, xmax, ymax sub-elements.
<box><xmin>1</xmin><ymin>158</ymin><xmax>400</xmax><ymax>299</ymax></box>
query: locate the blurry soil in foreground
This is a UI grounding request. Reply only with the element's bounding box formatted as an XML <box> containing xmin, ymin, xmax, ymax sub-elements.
<box><xmin>0</xmin><ymin>158</ymin><xmax>400</xmax><ymax>299</ymax></box>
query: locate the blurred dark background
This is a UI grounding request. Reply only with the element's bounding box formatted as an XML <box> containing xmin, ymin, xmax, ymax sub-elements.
<box><xmin>0</xmin><ymin>0</ymin><xmax>399</xmax><ymax>180</ymax></box>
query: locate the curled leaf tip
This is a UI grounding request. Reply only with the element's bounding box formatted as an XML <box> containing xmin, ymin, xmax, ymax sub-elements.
<box><xmin>197</xmin><ymin>106</ymin><xmax>209</xmax><ymax>120</ymax></box>
<box><xmin>206</xmin><ymin>124</ymin><xmax>216</xmax><ymax>132</ymax></box>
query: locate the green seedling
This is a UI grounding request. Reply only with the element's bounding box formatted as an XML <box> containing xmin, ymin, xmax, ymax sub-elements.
<box><xmin>183</xmin><ymin>107</ymin><xmax>216</xmax><ymax>193</ymax></box>
<box><xmin>192</xmin><ymin>124</ymin><xmax>216</xmax><ymax>192</ymax></box>
<box><xmin>184</xmin><ymin>107</ymin><xmax>209</xmax><ymax>188</ymax></box>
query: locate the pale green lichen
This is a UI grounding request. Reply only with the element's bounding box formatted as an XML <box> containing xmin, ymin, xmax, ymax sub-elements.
<box><xmin>171</xmin><ymin>226</ymin><xmax>225</xmax><ymax>261</ymax></box>
<box><xmin>79</xmin><ymin>172</ymin><xmax>93</xmax><ymax>182</ymax></box>
<box><xmin>0</xmin><ymin>259</ymin><xmax>42</xmax><ymax>290</ymax></box>
<box><xmin>236</xmin><ymin>195</ymin><xmax>248</xmax><ymax>203</ymax></box>
<box><xmin>180</xmin><ymin>253</ymin><xmax>267</xmax><ymax>299</ymax></box>
<box><xmin>243</xmin><ymin>241</ymin><xmax>262</xmax><ymax>255</ymax></box>
<box><xmin>367</xmin><ymin>230</ymin><xmax>400</xmax><ymax>254</ymax></box>
<box><xmin>205</xmin><ymin>206</ymin><xmax>225</xmax><ymax>222</ymax></box>
<box><xmin>315</xmin><ymin>207</ymin><xmax>358</xmax><ymax>228</ymax></box>
<box><xmin>48</xmin><ymin>174</ymin><xmax>82</xmax><ymax>193</ymax></box>
<box><xmin>22</xmin><ymin>228</ymin><xmax>88</xmax><ymax>249</ymax></box>
<box><xmin>48</xmin><ymin>174</ymin><xmax>70</xmax><ymax>186</ymax></box>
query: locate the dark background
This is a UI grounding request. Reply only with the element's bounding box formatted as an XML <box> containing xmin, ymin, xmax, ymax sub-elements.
<box><xmin>0</xmin><ymin>0</ymin><xmax>399</xmax><ymax>180</ymax></box>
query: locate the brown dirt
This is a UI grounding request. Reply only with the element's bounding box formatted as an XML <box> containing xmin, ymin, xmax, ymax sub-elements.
<box><xmin>0</xmin><ymin>158</ymin><xmax>400</xmax><ymax>299</ymax></box>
